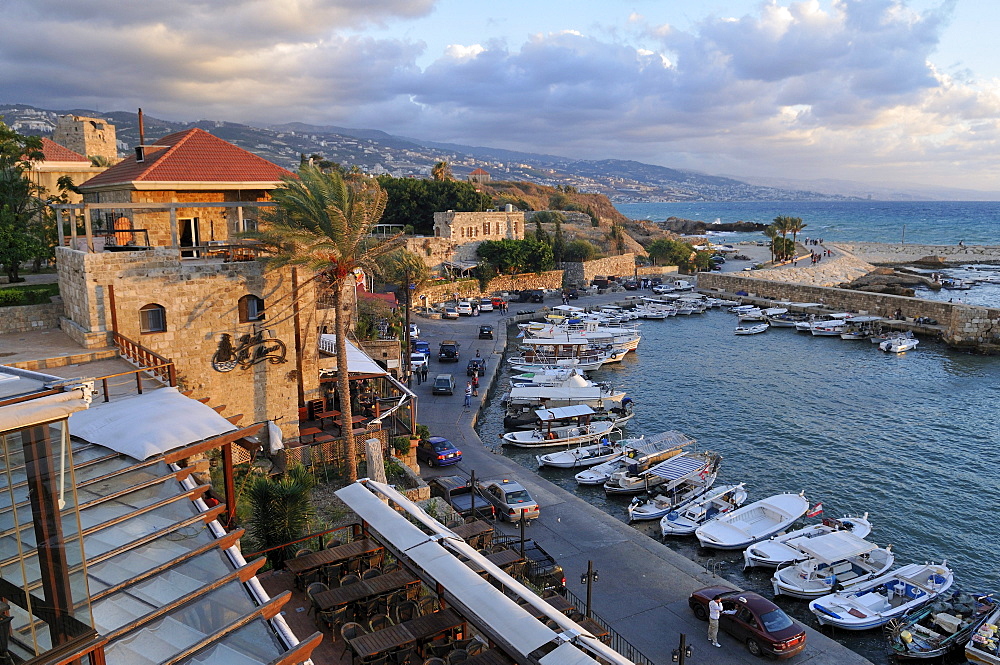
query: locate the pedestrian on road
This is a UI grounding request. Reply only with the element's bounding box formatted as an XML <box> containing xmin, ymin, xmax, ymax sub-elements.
<box><xmin>415</xmin><ymin>369</ymin><xmax>421</xmax><ymax>385</ymax></box>
<box><xmin>471</xmin><ymin>374</ymin><xmax>479</xmax><ymax>396</ymax></box>
<box><xmin>475</xmin><ymin>349</ymin><xmax>481</xmax><ymax>358</ymax></box>
<box><xmin>464</xmin><ymin>382</ymin><xmax>472</xmax><ymax>408</ymax></box>
<box><xmin>421</xmin><ymin>365</ymin><xmax>428</xmax><ymax>382</ymax></box>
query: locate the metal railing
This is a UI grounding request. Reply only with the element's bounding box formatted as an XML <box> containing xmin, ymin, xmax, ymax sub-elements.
<box><xmin>561</xmin><ymin>585</ymin><xmax>657</xmax><ymax>665</ymax></box>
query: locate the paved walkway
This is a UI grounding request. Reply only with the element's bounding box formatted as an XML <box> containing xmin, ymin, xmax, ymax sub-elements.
<box><xmin>410</xmin><ymin>292</ymin><xmax>873</xmax><ymax>665</ymax></box>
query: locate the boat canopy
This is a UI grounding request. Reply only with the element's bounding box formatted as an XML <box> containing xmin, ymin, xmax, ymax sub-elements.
<box><xmin>553</xmin><ymin>305</ymin><xmax>585</xmax><ymax>313</ymax></box>
<box><xmin>793</xmin><ymin>530</ymin><xmax>876</xmax><ymax>564</ymax></box>
<box><xmin>534</xmin><ymin>404</ymin><xmax>597</xmax><ymax>421</ymax></box>
<box><xmin>629</xmin><ymin>431</ymin><xmax>695</xmax><ymax>456</ymax></box>
<box><xmin>845</xmin><ymin>315</ymin><xmax>882</xmax><ymax>323</ymax></box>
<box><xmin>522</xmin><ymin>337</ymin><xmax>591</xmax><ymax>346</ymax></box>
<box><xmin>643</xmin><ymin>454</ymin><xmax>706</xmax><ymax>479</ymax></box>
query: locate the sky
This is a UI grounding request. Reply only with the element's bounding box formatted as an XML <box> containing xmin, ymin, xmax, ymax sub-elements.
<box><xmin>4</xmin><ymin>0</ymin><xmax>1000</xmax><ymax>192</ymax></box>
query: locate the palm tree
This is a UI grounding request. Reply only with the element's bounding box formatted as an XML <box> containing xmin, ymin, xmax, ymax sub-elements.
<box><xmin>245</xmin><ymin>465</ymin><xmax>316</xmax><ymax>570</ymax></box>
<box><xmin>787</xmin><ymin>217</ymin><xmax>806</xmax><ymax>255</ymax></box>
<box><xmin>377</xmin><ymin>249</ymin><xmax>430</xmax><ymax>382</ymax></box>
<box><xmin>772</xmin><ymin>216</ymin><xmax>793</xmax><ymax>261</ymax></box>
<box><xmin>431</xmin><ymin>161</ymin><xmax>452</xmax><ymax>181</ymax></box>
<box><xmin>762</xmin><ymin>225</ymin><xmax>779</xmax><ymax>264</ymax></box>
<box><xmin>249</xmin><ymin>167</ymin><xmax>400</xmax><ymax>481</ymax></box>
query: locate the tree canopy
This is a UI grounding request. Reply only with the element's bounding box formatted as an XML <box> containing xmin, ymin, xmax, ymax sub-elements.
<box><xmin>476</xmin><ymin>238</ymin><xmax>554</xmax><ymax>275</ymax></box>
<box><xmin>377</xmin><ymin>177</ymin><xmax>490</xmax><ymax>234</ymax></box>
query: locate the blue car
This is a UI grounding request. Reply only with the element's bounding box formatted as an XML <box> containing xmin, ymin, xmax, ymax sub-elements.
<box><xmin>417</xmin><ymin>436</ymin><xmax>462</xmax><ymax>467</ymax></box>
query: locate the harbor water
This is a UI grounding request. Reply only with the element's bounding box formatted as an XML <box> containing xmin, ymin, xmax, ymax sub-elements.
<box><xmin>477</xmin><ymin>308</ymin><xmax>1000</xmax><ymax>663</ymax></box>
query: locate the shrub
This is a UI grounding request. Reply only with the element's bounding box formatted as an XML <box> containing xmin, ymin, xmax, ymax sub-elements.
<box><xmin>416</xmin><ymin>424</ymin><xmax>431</xmax><ymax>443</ymax></box>
<box><xmin>392</xmin><ymin>436</ymin><xmax>411</xmax><ymax>455</ymax></box>
<box><xmin>0</xmin><ymin>283</ymin><xmax>59</xmax><ymax>307</ymax></box>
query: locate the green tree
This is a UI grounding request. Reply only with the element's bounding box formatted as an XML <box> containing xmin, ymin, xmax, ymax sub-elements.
<box><xmin>248</xmin><ymin>167</ymin><xmax>400</xmax><ymax>481</ymax></box>
<box><xmin>476</xmin><ymin>238</ymin><xmax>553</xmax><ymax>274</ymax></box>
<box><xmin>772</xmin><ymin>216</ymin><xmax>794</xmax><ymax>261</ymax></box>
<box><xmin>431</xmin><ymin>161</ymin><xmax>452</xmax><ymax>181</ymax></box>
<box><xmin>377</xmin><ymin>177</ymin><xmax>490</xmax><ymax>234</ymax></box>
<box><xmin>245</xmin><ymin>465</ymin><xmax>316</xmax><ymax>570</ymax></box>
<box><xmin>562</xmin><ymin>239</ymin><xmax>600</xmax><ymax>262</ymax></box>
<box><xmin>762</xmin><ymin>225</ymin><xmax>779</xmax><ymax>263</ymax></box>
<box><xmin>0</xmin><ymin>121</ymin><xmax>44</xmax><ymax>283</ymax></box>
<box><xmin>534</xmin><ymin>218</ymin><xmax>550</xmax><ymax>245</ymax></box>
<box><xmin>522</xmin><ymin>238</ymin><xmax>555</xmax><ymax>273</ymax></box>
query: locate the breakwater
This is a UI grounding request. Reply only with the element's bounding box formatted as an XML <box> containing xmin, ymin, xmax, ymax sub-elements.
<box><xmin>833</xmin><ymin>242</ymin><xmax>1000</xmax><ymax>265</ymax></box>
<box><xmin>697</xmin><ymin>272</ymin><xmax>1000</xmax><ymax>353</ymax></box>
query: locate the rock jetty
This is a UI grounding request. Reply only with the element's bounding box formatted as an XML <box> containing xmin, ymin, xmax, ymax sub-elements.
<box><xmin>658</xmin><ymin>217</ymin><xmax>766</xmax><ymax>234</ymax></box>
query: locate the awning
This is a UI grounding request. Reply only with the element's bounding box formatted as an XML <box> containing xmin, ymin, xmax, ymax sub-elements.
<box><xmin>794</xmin><ymin>530</ymin><xmax>876</xmax><ymax>564</ymax></box>
<box><xmin>319</xmin><ymin>335</ymin><xmax>389</xmax><ymax>376</ymax></box>
<box><xmin>534</xmin><ymin>405</ymin><xmax>596</xmax><ymax>421</ymax></box>
<box><xmin>68</xmin><ymin>387</ymin><xmax>237</xmax><ymax>460</ymax></box>
<box><xmin>643</xmin><ymin>454</ymin><xmax>705</xmax><ymax>479</ymax></box>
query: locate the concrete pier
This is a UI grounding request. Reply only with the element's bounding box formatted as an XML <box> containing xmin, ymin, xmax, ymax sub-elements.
<box><xmin>412</xmin><ymin>293</ymin><xmax>874</xmax><ymax>665</ymax></box>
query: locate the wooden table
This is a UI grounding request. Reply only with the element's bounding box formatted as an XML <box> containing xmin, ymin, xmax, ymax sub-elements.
<box><xmin>463</xmin><ymin>549</ymin><xmax>523</xmax><ymax>574</ymax></box>
<box><xmin>299</xmin><ymin>427</ymin><xmax>322</xmax><ymax>442</ymax></box>
<box><xmin>349</xmin><ymin>609</ymin><xmax>463</xmax><ymax>660</ymax></box>
<box><xmin>463</xmin><ymin>649</ymin><xmax>515</xmax><ymax>665</ymax></box>
<box><xmin>544</xmin><ymin>595</ymin><xmax>575</xmax><ymax>614</ymax></box>
<box><xmin>314</xmin><ymin>569</ymin><xmax>420</xmax><ymax>612</ymax></box>
<box><xmin>285</xmin><ymin>538</ymin><xmax>381</xmax><ymax>583</ymax></box>
<box><xmin>452</xmin><ymin>520</ymin><xmax>493</xmax><ymax>544</ymax></box>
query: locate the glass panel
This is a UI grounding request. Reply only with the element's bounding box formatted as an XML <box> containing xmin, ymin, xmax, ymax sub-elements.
<box><xmin>179</xmin><ymin>621</ymin><xmax>284</xmax><ymax>665</ymax></box>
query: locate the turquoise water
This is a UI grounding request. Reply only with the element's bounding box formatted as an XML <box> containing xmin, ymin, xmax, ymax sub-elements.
<box><xmin>616</xmin><ymin>201</ymin><xmax>1000</xmax><ymax>246</ymax></box>
<box><xmin>478</xmin><ymin>311</ymin><xmax>1000</xmax><ymax>663</ymax></box>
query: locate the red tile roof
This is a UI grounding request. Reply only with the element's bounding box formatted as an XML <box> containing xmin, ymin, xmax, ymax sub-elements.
<box><xmin>38</xmin><ymin>138</ymin><xmax>89</xmax><ymax>163</ymax></box>
<box><xmin>470</xmin><ymin>168</ymin><xmax>490</xmax><ymax>175</ymax></box>
<box><xmin>80</xmin><ymin>127</ymin><xmax>294</xmax><ymax>190</ymax></box>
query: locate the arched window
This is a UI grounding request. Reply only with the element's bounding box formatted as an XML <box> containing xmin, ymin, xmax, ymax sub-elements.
<box><xmin>238</xmin><ymin>295</ymin><xmax>265</xmax><ymax>323</ymax></box>
<box><xmin>139</xmin><ymin>303</ymin><xmax>166</xmax><ymax>333</ymax></box>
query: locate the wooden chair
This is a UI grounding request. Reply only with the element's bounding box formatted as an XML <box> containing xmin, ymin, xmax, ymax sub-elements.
<box><xmin>393</xmin><ymin>600</ymin><xmax>420</xmax><ymax>624</ymax></box>
<box><xmin>340</xmin><ymin>573</ymin><xmax>362</xmax><ymax>587</ymax></box>
<box><xmin>340</xmin><ymin>622</ymin><xmax>367</xmax><ymax>658</ymax></box>
<box><xmin>368</xmin><ymin>613</ymin><xmax>393</xmax><ymax>632</ymax></box>
<box><xmin>465</xmin><ymin>641</ymin><xmax>485</xmax><ymax>656</ymax></box>
<box><xmin>306</xmin><ymin>582</ymin><xmax>330</xmax><ymax>615</ymax></box>
<box><xmin>294</xmin><ymin>549</ymin><xmax>322</xmax><ymax>588</ymax></box>
<box><xmin>447</xmin><ymin>649</ymin><xmax>469</xmax><ymax>665</ymax></box>
<box><xmin>425</xmin><ymin>640</ymin><xmax>455</xmax><ymax>659</ymax></box>
<box><xmin>319</xmin><ymin>604</ymin><xmax>350</xmax><ymax>633</ymax></box>
<box><xmin>361</xmin><ymin>567</ymin><xmax>382</xmax><ymax>580</ymax></box>
<box><xmin>417</xmin><ymin>596</ymin><xmax>437</xmax><ymax>615</ymax></box>
<box><xmin>422</xmin><ymin>659</ymin><xmax>446</xmax><ymax>665</ymax></box>
<box><xmin>366</xmin><ymin>549</ymin><xmax>386</xmax><ymax>569</ymax></box>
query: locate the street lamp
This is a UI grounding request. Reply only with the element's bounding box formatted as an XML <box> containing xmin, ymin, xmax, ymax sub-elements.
<box><xmin>671</xmin><ymin>634</ymin><xmax>693</xmax><ymax>664</ymax></box>
<box><xmin>580</xmin><ymin>561</ymin><xmax>599</xmax><ymax>618</ymax></box>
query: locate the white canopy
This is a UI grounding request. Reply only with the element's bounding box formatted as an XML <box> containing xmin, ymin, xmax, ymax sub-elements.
<box><xmin>534</xmin><ymin>405</ymin><xmax>596</xmax><ymax>421</ymax></box>
<box><xmin>68</xmin><ymin>387</ymin><xmax>237</xmax><ymax>460</ymax></box>
<box><xmin>319</xmin><ymin>335</ymin><xmax>388</xmax><ymax>376</ymax></box>
<box><xmin>794</xmin><ymin>530</ymin><xmax>877</xmax><ymax>564</ymax></box>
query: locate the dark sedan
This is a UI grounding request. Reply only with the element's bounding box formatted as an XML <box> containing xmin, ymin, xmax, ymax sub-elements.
<box><xmin>689</xmin><ymin>586</ymin><xmax>806</xmax><ymax>659</ymax></box>
<box><xmin>416</xmin><ymin>436</ymin><xmax>462</xmax><ymax>467</ymax></box>
<box><xmin>467</xmin><ymin>359</ymin><xmax>486</xmax><ymax>376</ymax></box>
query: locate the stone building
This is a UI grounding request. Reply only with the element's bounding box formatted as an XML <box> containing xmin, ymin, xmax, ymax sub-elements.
<box><xmin>28</xmin><ymin>138</ymin><xmax>105</xmax><ymax>203</ymax></box>
<box><xmin>432</xmin><ymin>209</ymin><xmax>525</xmax><ymax>242</ymax></box>
<box><xmin>468</xmin><ymin>167</ymin><xmax>491</xmax><ymax>184</ymax></box>
<box><xmin>52</xmin><ymin>114</ymin><xmax>119</xmax><ymax>162</ymax></box>
<box><xmin>77</xmin><ymin>127</ymin><xmax>293</xmax><ymax>250</ymax></box>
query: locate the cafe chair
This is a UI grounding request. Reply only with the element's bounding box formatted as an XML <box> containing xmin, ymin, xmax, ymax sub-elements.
<box><xmin>361</xmin><ymin>567</ymin><xmax>382</xmax><ymax>580</ymax></box>
<box><xmin>422</xmin><ymin>658</ymin><xmax>446</xmax><ymax>665</ymax></box>
<box><xmin>306</xmin><ymin>582</ymin><xmax>329</xmax><ymax>615</ymax></box>
<box><xmin>339</xmin><ymin>622</ymin><xmax>367</xmax><ymax>658</ymax></box>
<box><xmin>340</xmin><ymin>573</ymin><xmax>362</xmax><ymax>587</ymax></box>
<box><xmin>319</xmin><ymin>605</ymin><xmax>350</xmax><ymax>633</ymax></box>
<box><xmin>447</xmin><ymin>649</ymin><xmax>469</xmax><ymax>665</ymax></box>
<box><xmin>368</xmin><ymin>613</ymin><xmax>393</xmax><ymax>632</ymax></box>
<box><xmin>393</xmin><ymin>600</ymin><xmax>420</xmax><ymax>624</ymax></box>
<box><xmin>416</xmin><ymin>596</ymin><xmax>437</xmax><ymax>615</ymax></box>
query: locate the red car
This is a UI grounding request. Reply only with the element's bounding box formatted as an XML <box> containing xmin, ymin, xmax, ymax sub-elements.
<box><xmin>689</xmin><ymin>586</ymin><xmax>806</xmax><ymax>659</ymax></box>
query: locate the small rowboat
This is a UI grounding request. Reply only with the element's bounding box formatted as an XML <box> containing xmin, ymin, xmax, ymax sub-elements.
<box><xmin>735</xmin><ymin>323</ymin><xmax>768</xmax><ymax>335</ymax></box>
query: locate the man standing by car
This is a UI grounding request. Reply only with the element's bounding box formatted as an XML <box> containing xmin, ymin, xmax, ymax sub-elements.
<box><xmin>708</xmin><ymin>595</ymin><xmax>733</xmax><ymax>647</ymax></box>
<box><xmin>464</xmin><ymin>382</ymin><xmax>473</xmax><ymax>408</ymax></box>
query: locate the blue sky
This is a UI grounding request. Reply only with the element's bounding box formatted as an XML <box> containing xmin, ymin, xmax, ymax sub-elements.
<box><xmin>3</xmin><ymin>0</ymin><xmax>999</xmax><ymax>192</ymax></box>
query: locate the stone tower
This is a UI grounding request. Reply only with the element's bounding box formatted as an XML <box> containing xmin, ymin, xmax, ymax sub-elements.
<box><xmin>52</xmin><ymin>115</ymin><xmax>118</xmax><ymax>162</ymax></box>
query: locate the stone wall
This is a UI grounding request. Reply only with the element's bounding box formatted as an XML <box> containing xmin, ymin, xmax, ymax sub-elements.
<box><xmin>404</xmin><ymin>237</ymin><xmax>458</xmax><ymax>270</ymax></box>
<box><xmin>560</xmin><ymin>253</ymin><xmax>636</xmax><ymax>287</ymax></box>
<box><xmin>56</xmin><ymin>246</ymin><xmax>320</xmax><ymax>440</ymax></box>
<box><xmin>834</xmin><ymin>242</ymin><xmax>1000</xmax><ymax>265</ymax></box>
<box><xmin>0</xmin><ymin>301</ymin><xmax>64</xmax><ymax>334</ymax></box>
<box><xmin>417</xmin><ymin>270</ymin><xmax>564</xmax><ymax>304</ymax></box>
<box><xmin>432</xmin><ymin>210</ymin><xmax>525</xmax><ymax>241</ymax></box>
<box><xmin>697</xmin><ymin>272</ymin><xmax>1000</xmax><ymax>352</ymax></box>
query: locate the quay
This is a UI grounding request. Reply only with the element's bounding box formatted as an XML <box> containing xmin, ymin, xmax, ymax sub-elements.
<box><xmin>412</xmin><ymin>292</ymin><xmax>874</xmax><ymax>665</ymax></box>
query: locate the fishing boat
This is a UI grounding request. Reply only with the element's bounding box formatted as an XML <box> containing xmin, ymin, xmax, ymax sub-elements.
<box><xmin>536</xmin><ymin>440</ymin><xmax>624</xmax><ymax>469</ymax></box>
<box><xmin>502</xmin><ymin>373</ymin><xmax>631</xmax><ymax>429</ymax></box>
<box><xmin>625</xmin><ymin>453</ymin><xmax>722</xmax><ymax>520</ymax></box>
<box><xmin>501</xmin><ymin>405</ymin><xmax>619</xmax><ymax>448</ymax></box>
<box><xmin>744</xmin><ymin>514</ymin><xmax>872</xmax><ymax>569</ymax></box>
<box><xmin>887</xmin><ymin>591</ymin><xmax>997</xmax><ymax>660</ymax></box>
<box><xmin>695</xmin><ymin>492</ymin><xmax>810</xmax><ymax>550</ymax></box>
<box><xmin>767</xmin><ymin>311</ymin><xmax>811</xmax><ymax>327</ymax></box>
<box><xmin>840</xmin><ymin>316</ymin><xmax>882</xmax><ymax>340</ymax></box>
<box><xmin>771</xmin><ymin>531</ymin><xmax>895</xmax><ymax>598</ymax></box>
<box><xmin>881</xmin><ymin>336</ymin><xmax>920</xmax><ymax>353</ymax></box>
<box><xmin>575</xmin><ymin>431</ymin><xmax>693</xmax><ymax>485</ymax></box>
<box><xmin>965</xmin><ymin>603</ymin><xmax>1000</xmax><ymax>664</ymax></box>
<box><xmin>737</xmin><ymin>308</ymin><xmax>766</xmax><ymax>322</ymax></box>
<box><xmin>809</xmin><ymin>562</ymin><xmax>954</xmax><ymax>630</ymax></box>
<box><xmin>796</xmin><ymin>313</ymin><xmax>848</xmax><ymax>333</ymax></box>
<box><xmin>606</xmin><ymin>450</ymin><xmax>718</xmax><ymax>497</ymax></box>
<box><xmin>660</xmin><ymin>483</ymin><xmax>748</xmax><ymax>537</ymax></box>
<box><xmin>734</xmin><ymin>323</ymin><xmax>768</xmax><ymax>335</ymax></box>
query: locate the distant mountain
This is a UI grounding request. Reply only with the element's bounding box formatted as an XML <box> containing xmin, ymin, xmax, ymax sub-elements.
<box><xmin>1</xmin><ymin>102</ymin><xmax>952</xmax><ymax>202</ymax></box>
<box><xmin>726</xmin><ymin>174</ymin><xmax>1000</xmax><ymax>202</ymax></box>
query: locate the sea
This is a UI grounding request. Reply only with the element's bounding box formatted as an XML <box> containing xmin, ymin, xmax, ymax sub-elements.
<box><xmin>475</xmin><ymin>201</ymin><xmax>1000</xmax><ymax>664</ymax></box>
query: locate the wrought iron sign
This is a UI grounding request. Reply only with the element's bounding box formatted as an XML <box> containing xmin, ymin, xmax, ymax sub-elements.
<box><xmin>212</xmin><ymin>329</ymin><xmax>288</xmax><ymax>372</ymax></box>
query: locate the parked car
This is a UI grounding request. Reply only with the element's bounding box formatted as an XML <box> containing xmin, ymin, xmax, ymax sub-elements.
<box><xmin>431</xmin><ymin>374</ymin><xmax>456</xmax><ymax>395</ymax></box>
<box><xmin>479</xmin><ymin>325</ymin><xmax>494</xmax><ymax>340</ymax></box>
<box><xmin>479</xmin><ymin>299</ymin><xmax>494</xmax><ymax>312</ymax></box>
<box><xmin>416</xmin><ymin>436</ymin><xmax>462</xmax><ymax>467</ymax></box>
<box><xmin>467</xmin><ymin>358</ymin><xmax>486</xmax><ymax>376</ymax></box>
<box><xmin>412</xmin><ymin>340</ymin><xmax>431</xmax><ymax>359</ymax></box>
<box><xmin>456</xmin><ymin>301</ymin><xmax>474</xmax><ymax>316</ymax></box>
<box><xmin>493</xmin><ymin>535</ymin><xmax>565</xmax><ymax>591</ymax></box>
<box><xmin>478</xmin><ymin>479</ymin><xmax>540</xmax><ymax>523</ymax></box>
<box><xmin>622</xmin><ymin>281</ymin><xmax>639</xmax><ymax>291</ymax></box>
<box><xmin>438</xmin><ymin>340</ymin><xmax>460</xmax><ymax>362</ymax></box>
<box><xmin>565</xmin><ymin>288</ymin><xmax>580</xmax><ymax>299</ymax></box>
<box><xmin>410</xmin><ymin>353</ymin><xmax>428</xmax><ymax>371</ymax></box>
<box><xmin>491</xmin><ymin>297</ymin><xmax>508</xmax><ymax>308</ymax></box>
<box><xmin>527</xmin><ymin>290</ymin><xmax>545</xmax><ymax>303</ymax></box>
<box><xmin>409</xmin><ymin>323</ymin><xmax>420</xmax><ymax>338</ymax></box>
<box><xmin>442</xmin><ymin>306</ymin><xmax>459</xmax><ymax>319</ymax></box>
<box><xmin>427</xmin><ymin>475</ymin><xmax>495</xmax><ymax>520</ymax></box>
<box><xmin>689</xmin><ymin>586</ymin><xmax>807</xmax><ymax>659</ymax></box>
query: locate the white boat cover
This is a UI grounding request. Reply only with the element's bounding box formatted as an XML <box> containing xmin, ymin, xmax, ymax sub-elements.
<box><xmin>68</xmin><ymin>387</ymin><xmax>237</xmax><ymax>460</ymax></box>
<box><xmin>522</xmin><ymin>336</ymin><xmax>592</xmax><ymax>346</ymax></box>
<box><xmin>644</xmin><ymin>454</ymin><xmax>705</xmax><ymax>479</ymax></box>
<box><xmin>552</xmin><ymin>305</ymin><xmax>585</xmax><ymax>313</ymax></box>
<box><xmin>793</xmin><ymin>530</ymin><xmax>876</xmax><ymax>563</ymax></box>
<box><xmin>534</xmin><ymin>405</ymin><xmax>597</xmax><ymax>421</ymax></box>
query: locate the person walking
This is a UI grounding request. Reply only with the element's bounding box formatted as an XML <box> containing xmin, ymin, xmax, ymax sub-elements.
<box><xmin>421</xmin><ymin>364</ymin><xmax>428</xmax><ymax>382</ymax></box>
<box><xmin>707</xmin><ymin>595</ymin><xmax>732</xmax><ymax>647</ymax></box>
<box><xmin>464</xmin><ymin>382</ymin><xmax>472</xmax><ymax>408</ymax></box>
<box><xmin>471</xmin><ymin>373</ymin><xmax>479</xmax><ymax>396</ymax></box>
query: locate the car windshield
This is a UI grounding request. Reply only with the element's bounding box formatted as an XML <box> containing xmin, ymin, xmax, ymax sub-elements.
<box><xmin>505</xmin><ymin>490</ymin><xmax>532</xmax><ymax>503</ymax></box>
<box><xmin>759</xmin><ymin>609</ymin><xmax>794</xmax><ymax>633</ymax></box>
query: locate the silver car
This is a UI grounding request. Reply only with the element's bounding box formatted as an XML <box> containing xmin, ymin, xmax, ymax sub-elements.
<box><xmin>478</xmin><ymin>479</ymin><xmax>540</xmax><ymax>523</ymax></box>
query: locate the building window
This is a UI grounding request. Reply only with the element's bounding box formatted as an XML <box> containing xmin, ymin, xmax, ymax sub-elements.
<box><xmin>483</xmin><ymin>222</ymin><xmax>490</xmax><ymax>235</ymax></box>
<box><xmin>238</xmin><ymin>295</ymin><xmax>265</xmax><ymax>322</ymax></box>
<box><xmin>139</xmin><ymin>303</ymin><xmax>166</xmax><ymax>333</ymax></box>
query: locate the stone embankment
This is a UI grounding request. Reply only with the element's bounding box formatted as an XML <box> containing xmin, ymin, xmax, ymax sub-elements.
<box><xmin>757</xmin><ymin>250</ymin><xmax>875</xmax><ymax>287</ymax></box>
<box><xmin>833</xmin><ymin>242</ymin><xmax>1000</xmax><ymax>265</ymax></box>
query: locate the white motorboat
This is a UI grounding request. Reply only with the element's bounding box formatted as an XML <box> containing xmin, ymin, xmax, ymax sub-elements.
<box><xmin>743</xmin><ymin>514</ymin><xmax>872</xmax><ymax>569</ymax></box>
<box><xmin>606</xmin><ymin>450</ymin><xmax>718</xmax><ymax>497</ymax></box>
<box><xmin>767</xmin><ymin>311</ymin><xmax>811</xmax><ymax>327</ymax></box>
<box><xmin>575</xmin><ymin>431</ymin><xmax>693</xmax><ymax>485</ymax></box>
<box><xmin>734</xmin><ymin>323</ymin><xmax>768</xmax><ymax>335</ymax></box>
<box><xmin>738</xmin><ymin>308</ymin><xmax>766</xmax><ymax>322</ymax></box>
<box><xmin>771</xmin><ymin>532</ymin><xmax>895</xmax><ymax>599</ymax></box>
<box><xmin>501</xmin><ymin>405</ymin><xmax>618</xmax><ymax>448</ymax></box>
<box><xmin>660</xmin><ymin>483</ymin><xmax>748</xmax><ymax>537</ymax></box>
<box><xmin>809</xmin><ymin>563</ymin><xmax>954</xmax><ymax>630</ymax></box>
<box><xmin>536</xmin><ymin>440</ymin><xmax>624</xmax><ymax>469</ymax></box>
<box><xmin>625</xmin><ymin>453</ymin><xmax>722</xmax><ymax>520</ymax></box>
<box><xmin>695</xmin><ymin>492</ymin><xmax>810</xmax><ymax>550</ymax></box>
<box><xmin>796</xmin><ymin>313</ymin><xmax>848</xmax><ymax>333</ymax></box>
<box><xmin>881</xmin><ymin>336</ymin><xmax>920</xmax><ymax>353</ymax></box>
